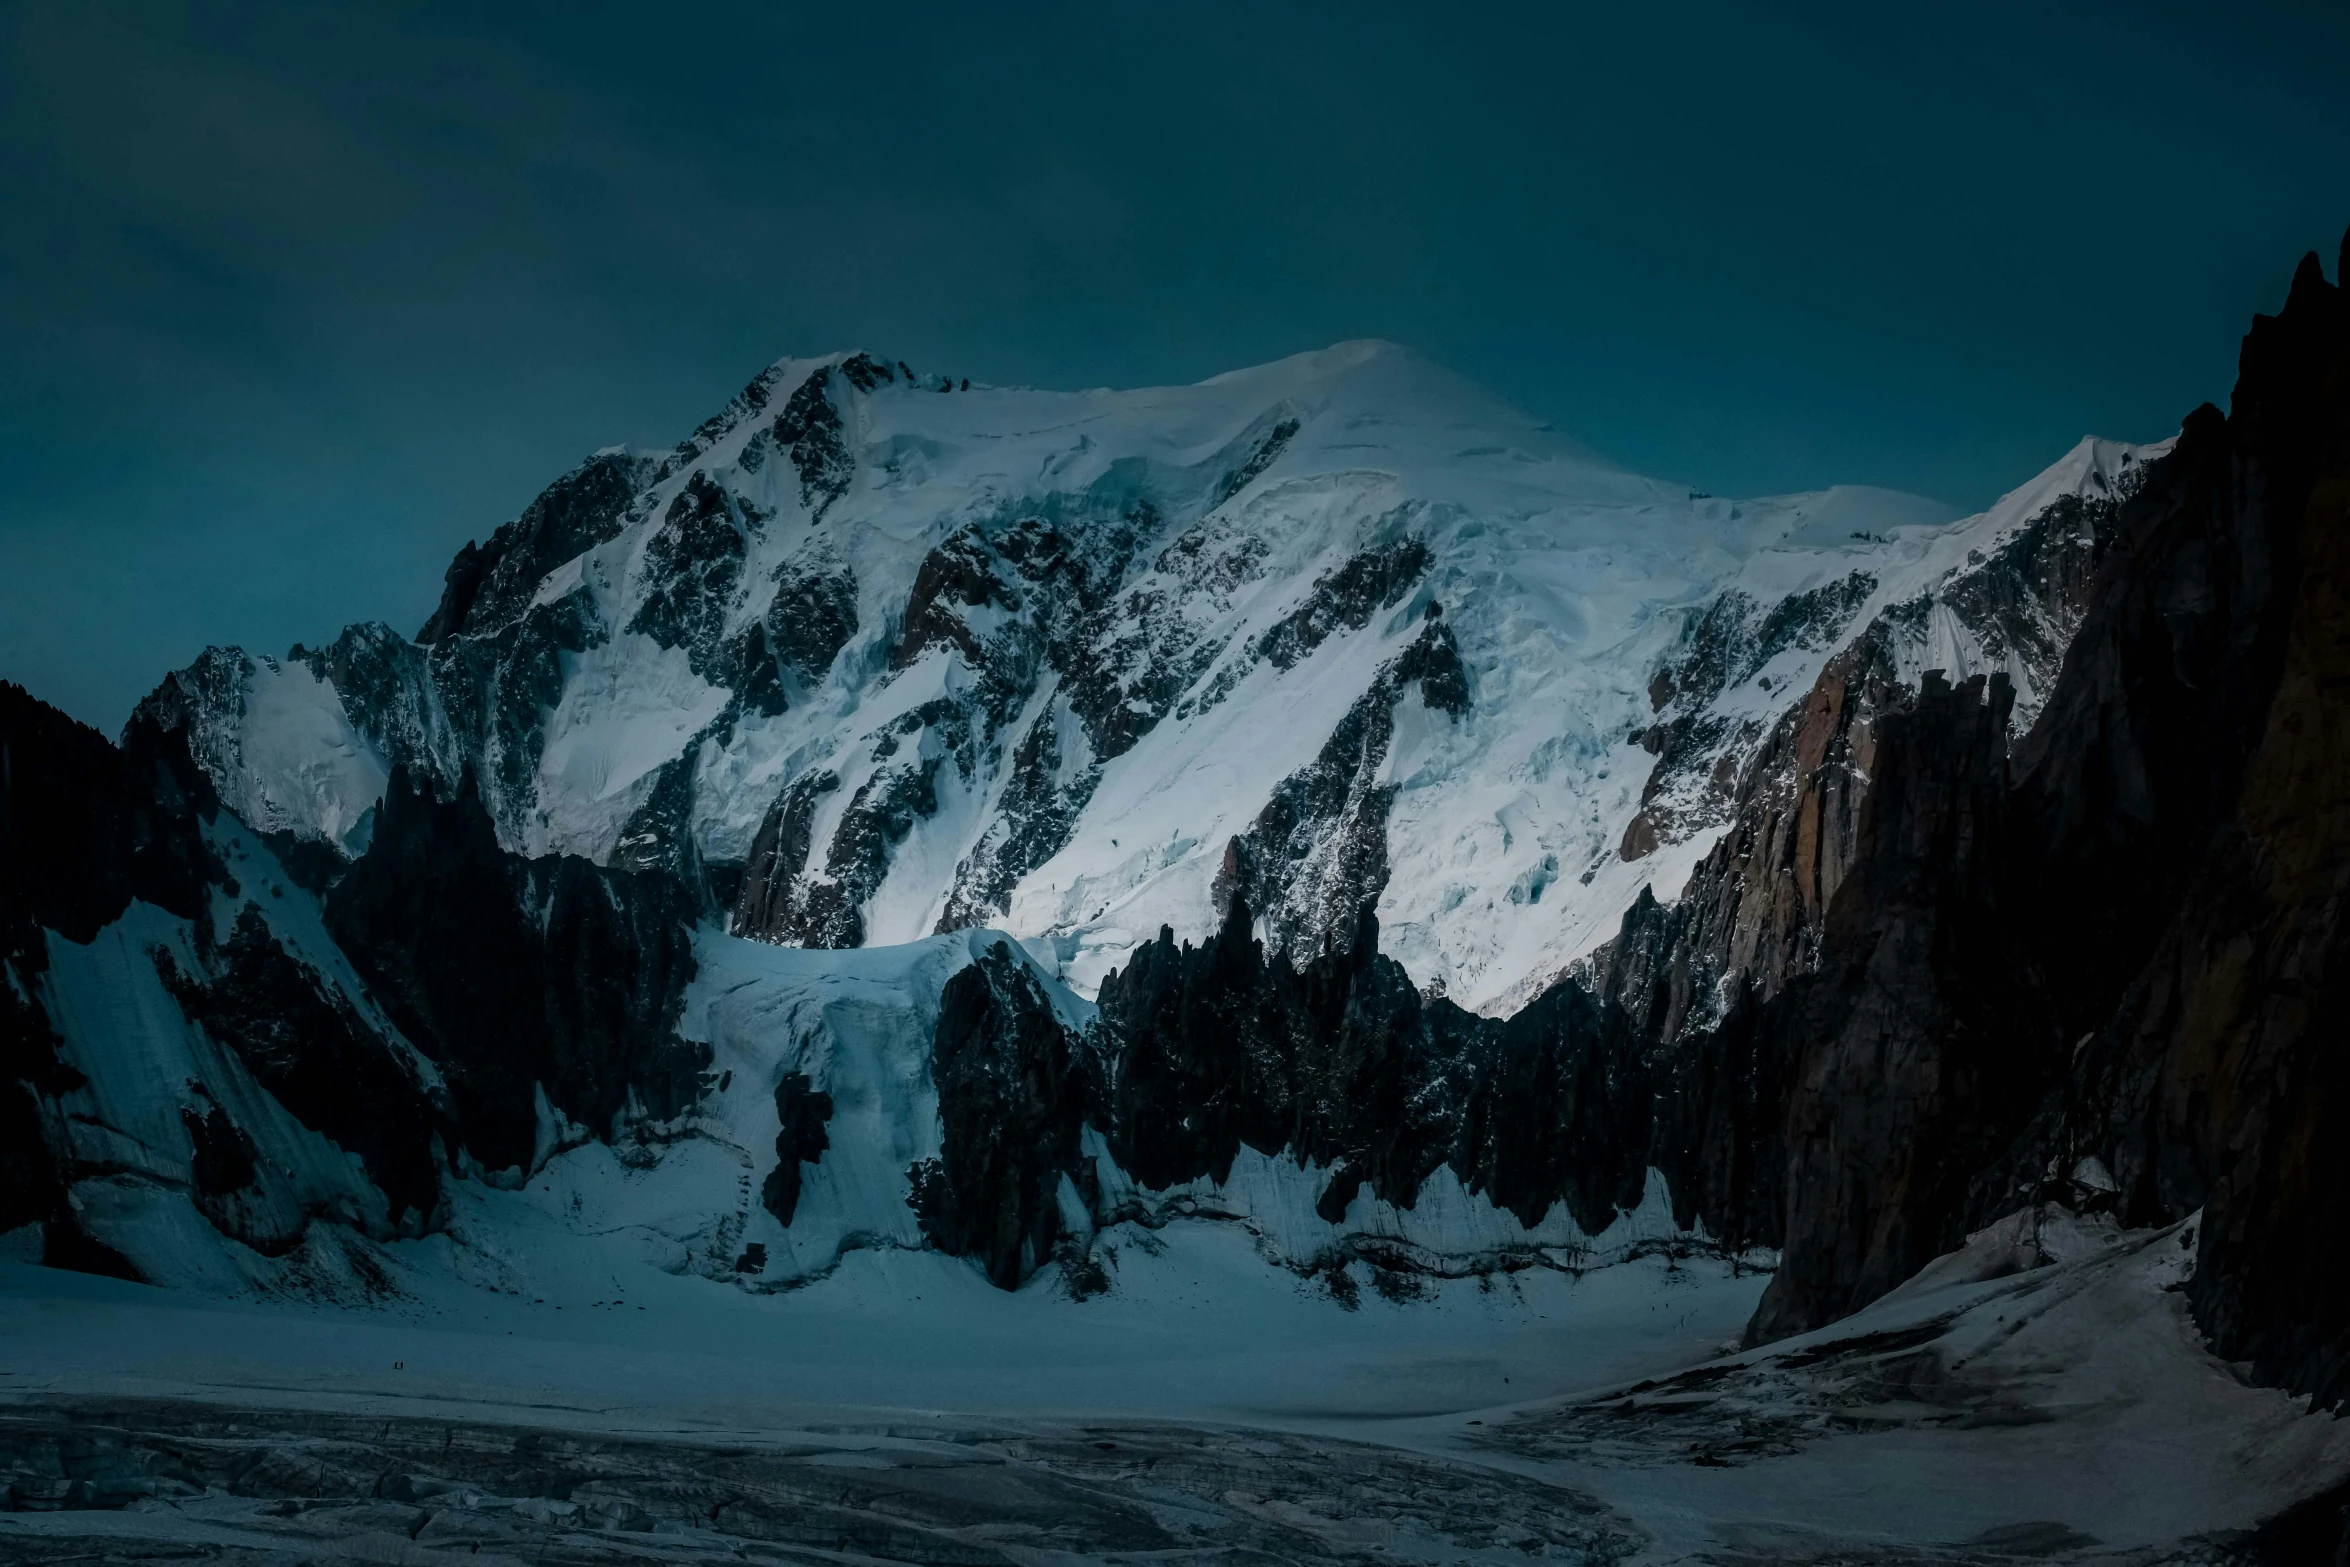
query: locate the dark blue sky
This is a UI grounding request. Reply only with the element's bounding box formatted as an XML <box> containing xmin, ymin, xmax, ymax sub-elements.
<box><xmin>5</xmin><ymin>1</ymin><xmax>2346</xmax><ymax>729</ymax></box>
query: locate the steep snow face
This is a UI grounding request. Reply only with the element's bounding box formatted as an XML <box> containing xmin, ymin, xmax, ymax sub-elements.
<box><xmin>145</xmin><ymin>345</ymin><xmax>2160</xmax><ymax>1010</ymax></box>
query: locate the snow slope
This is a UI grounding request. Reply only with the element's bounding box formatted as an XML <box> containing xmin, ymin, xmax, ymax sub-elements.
<box><xmin>1471</xmin><ymin>1206</ymin><xmax>2350</xmax><ymax>1558</ymax></box>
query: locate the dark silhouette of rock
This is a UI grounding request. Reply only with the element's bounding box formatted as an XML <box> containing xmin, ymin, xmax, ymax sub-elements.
<box><xmin>759</xmin><ymin>1072</ymin><xmax>834</xmax><ymax>1227</ymax></box>
<box><xmin>914</xmin><ymin>943</ymin><xmax>1096</xmax><ymax>1287</ymax></box>
<box><xmin>1728</xmin><ymin>231</ymin><xmax>2350</xmax><ymax>1372</ymax></box>
<box><xmin>0</xmin><ymin>684</ymin><xmax>222</xmax><ymax>1270</ymax></box>
<box><xmin>324</xmin><ymin>767</ymin><xmax>709</xmax><ymax>1178</ymax></box>
<box><xmin>418</xmin><ymin>452</ymin><xmax>654</xmax><ymax>644</ymax></box>
<box><xmin>157</xmin><ymin>903</ymin><xmax>447</xmax><ymax>1232</ymax></box>
<box><xmin>1745</xmin><ymin>671</ymin><xmax>2023</xmax><ymax>1341</ymax></box>
<box><xmin>1092</xmin><ymin>896</ymin><xmax>1657</xmax><ymax>1243</ymax></box>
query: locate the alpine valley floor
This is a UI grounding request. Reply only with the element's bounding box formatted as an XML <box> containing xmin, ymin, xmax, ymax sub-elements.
<box><xmin>0</xmin><ymin>1206</ymin><xmax>2342</xmax><ymax>1565</ymax></box>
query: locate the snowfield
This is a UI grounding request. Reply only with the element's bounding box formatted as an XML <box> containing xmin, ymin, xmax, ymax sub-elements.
<box><xmin>1</xmin><ymin>1203</ymin><xmax>2337</xmax><ymax>1562</ymax></box>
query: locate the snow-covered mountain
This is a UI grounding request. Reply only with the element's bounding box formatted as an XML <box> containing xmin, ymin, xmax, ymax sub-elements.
<box><xmin>10</xmin><ymin>237</ymin><xmax>2350</xmax><ymax>1560</ymax></box>
<box><xmin>2</xmin><ymin>338</ymin><xmax>2172</xmax><ymax>1310</ymax></box>
<box><xmin>142</xmin><ymin>342</ymin><xmax>2156</xmax><ymax>1013</ymax></box>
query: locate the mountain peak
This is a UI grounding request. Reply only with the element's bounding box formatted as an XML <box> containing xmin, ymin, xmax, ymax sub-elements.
<box><xmin>133</xmin><ymin>339</ymin><xmax>2168</xmax><ymax>1013</ymax></box>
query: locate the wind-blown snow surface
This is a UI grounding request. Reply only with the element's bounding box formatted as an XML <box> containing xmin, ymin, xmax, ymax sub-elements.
<box><xmin>2</xmin><ymin>1205</ymin><xmax>2339</xmax><ymax>1561</ymax></box>
<box><xmin>145</xmin><ymin>343</ymin><xmax>2162</xmax><ymax>1011</ymax></box>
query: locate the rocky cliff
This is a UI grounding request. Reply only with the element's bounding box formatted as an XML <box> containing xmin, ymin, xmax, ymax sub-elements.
<box><xmin>1708</xmin><ymin>234</ymin><xmax>2350</xmax><ymax>1383</ymax></box>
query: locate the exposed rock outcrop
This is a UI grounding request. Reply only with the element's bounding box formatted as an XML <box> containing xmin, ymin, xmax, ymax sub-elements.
<box><xmin>1718</xmin><ymin>236</ymin><xmax>2350</xmax><ymax>1372</ymax></box>
<box><xmin>324</xmin><ymin>768</ymin><xmax>709</xmax><ymax>1177</ymax></box>
<box><xmin>912</xmin><ymin>942</ymin><xmax>1096</xmax><ymax>1288</ymax></box>
<box><xmin>1093</xmin><ymin>896</ymin><xmax>1661</xmax><ymax>1242</ymax></box>
<box><xmin>758</xmin><ymin>1071</ymin><xmax>833</xmax><ymax>1228</ymax></box>
<box><xmin>1743</xmin><ymin>671</ymin><xmax>2023</xmax><ymax>1340</ymax></box>
<box><xmin>0</xmin><ymin>686</ymin><xmax>220</xmax><ymax>1270</ymax></box>
<box><xmin>156</xmin><ymin>902</ymin><xmax>446</xmax><ymax>1232</ymax></box>
<box><xmin>418</xmin><ymin>451</ymin><xmax>655</xmax><ymax>645</ymax></box>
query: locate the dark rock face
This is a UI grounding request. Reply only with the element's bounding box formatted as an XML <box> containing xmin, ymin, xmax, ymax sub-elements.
<box><xmin>1590</xmin><ymin>649</ymin><xmax>1994</xmax><ymax>1270</ymax></box>
<box><xmin>782</xmin><ymin>494</ymin><xmax>1227</xmax><ymax>940</ymax></box>
<box><xmin>730</xmin><ymin>421</ymin><xmax>1369</xmax><ymax>948</ymax></box>
<box><xmin>935</xmin><ymin>706</ymin><xmax>1090</xmax><ymax>934</ymax></box>
<box><xmin>2003</xmin><ymin>399</ymin><xmax>2308</xmax><ymax>1054</ymax></box>
<box><xmin>1600</xmin><ymin>635</ymin><xmax>1899</xmax><ymax>1057</ymax></box>
<box><xmin>8</xmin><ymin>671</ymin><xmax>726</xmax><ymax>1272</ymax></box>
<box><xmin>1626</xmin><ymin>467</ymin><xmax>2135</xmax><ymax>867</ymax></box>
<box><xmin>1056</xmin><ymin>508</ymin><xmax>1229</xmax><ymax>764</ymax></box>
<box><xmin>349</xmin><ymin>365</ymin><xmax>864</xmax><ymax>844</ymax></box>
<box><xmin>1395</xmin><ymin>613</ymin><xmax>1470</xmax><ymax>717</ymax></box>
<box><xmin>666</xmin><ymin>363</ymin><xmax>788</xmax><ymax>477</ymax></box>
<box><xmin>913</xmin><ymin>943</ymin><xmax>1095</xmax><ymax>1288</ymax></box>
<box><xmin>732</xmin><ymin>770</ymin><xmax>841</xmax><ymax>940</ymax></box>
<box><xmin>1671</xmin><ymin>574</ymin><xmax>1881</xmax><ymax>722</ymax></box>
<box><xmin>1216</xmin><ymin>416</ymin><xmax>1299</xmax><ymax>506</ymax></box>
<box><xmin>417</xmin><ymin>452</ymin><xmax>655</xmax><ymax>644</ymax></box>
<box><xmin>2049</xmin><ymin>250</ymin><xmax>2350</xmax><ymax>1405</ymax></box>
<box><xmin>629</xmin><ymin>474</ymin><xmax>750</xmax><ymax>685</ymax></box>
<box><xmin>1940</xmin><ymin>488</ymin><xmax>2117</xmax><ymax>694</ymax></box>
<box><xmin>155</xmin><ymin>903</ymin><xmax>446</xmax><ymax>1232</ymax></box>
<box><xmin>1620</xmin><ymin>576</ymin><xmax>1875</xmax><ymax>861</ymax></box>
<box><xmin>0</xmin><ymin>687</ymin><xmax>219</xmax><ymax>951</ymax></box>
<box><xmin>324</xmin><ymin>769</ymin><xmax>709</xmax><ymax>1178</ymax></box>
<box><xmin>1250</xmin><ymin>538</ymin><xmax>1431</xmax><ymax>676</ymax></box>
<box><xmin>762</xmin><ymin>566</ymin><xmax>859</xmax><ymax>686</ymax></box>
<box><xmin>892</xmin><ymin>527</ymin><xmax>1012</xmax><ymax>672</ymax></box>
<box><xmin>769</xmin><ymin>366</ymin><xmax>854</xmax><ymax>519</ymax></box>
<box><xmin>1743</xmin><ymin>672</ymin><xmax>2023</xmax><ymax>1340</ymax></box>
<box><xmin>371</xmin><ymin>365</ymin><xmax>864</xmax><ymax>846</ymax></box>
<box><xmin>1544</xmin><ymin>235</ymin><xmax>2350</xmax><ymax>1388</ymax></box>
<box><xmin>758</xmin><ymin>1072</ymin><xmax>833</xmax><ymax>1227</ymax></box>
<box><xmin>423</xmin><ymin>585</ymin><xmax>606</xmax><ymax>838</ymax></box>
<box><xmin>0</xmin><ymin>687</ymin><xmax>219</xmax><ymax>1264</ymax></box>
<box><xmin>610</xmin><ymin>743</ymin><xmax>712</xmax><ymax>883</ymax></box>
<box><xmin>1090</xmin><ymin>897</ymin><xmax>1658</xmax><ymax>1244</ymax></box>
<box><xmin>293</xmin><ymin>622</ymin><xmax>456</xmax><ymax>802</ymax></box>
<box><xmin>1214</xmin><ymin>682</ymin><xmax>1400</xmax><ymax>960</ymax></box>
<box><xmin>758</xmin><ymin>761</ymin><xmax>942</xmax><ymax>951</ymax></box>
<box><xmin>2151</xmin><ymin>458</ymin><xmax>2350</xmax><ymax>1405</ymax></box>
<box><xmin>837</xmin><ymin>350</ymin><xmax>895</xmax><ymax>392</ymax></box>
<box><xmin>1681</xmin><ymin>236</ymin><xmax>2350</xmax><ymax>1375</ymax></box>
<box><xmin>179</xmin><ymin>1097</ymin><xmax>259</xmax><ymax>1199</ymax></box>
<box><xmin>1642</xmin><ymin>983</ymin><xmax>1790</xmax><ymax>1257</ymax></box>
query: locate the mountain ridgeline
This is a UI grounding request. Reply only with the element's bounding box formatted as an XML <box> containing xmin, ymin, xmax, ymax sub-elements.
<box><xmin>1</xmin><ymin>234</ymin><xmax>2345</xmax><ymax>1412</ymax></box>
